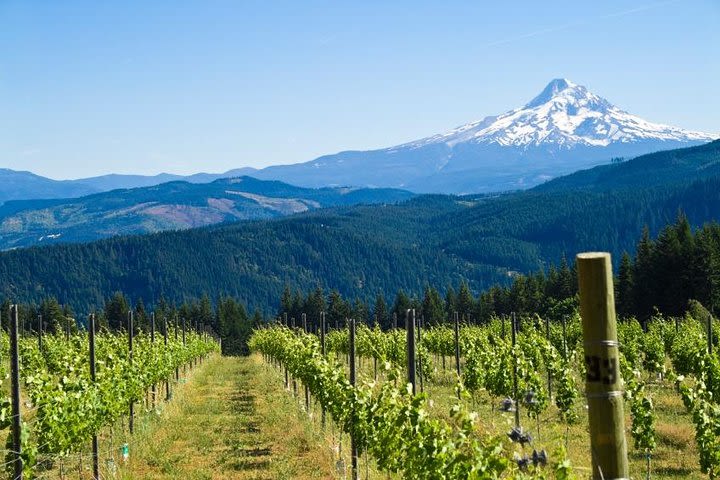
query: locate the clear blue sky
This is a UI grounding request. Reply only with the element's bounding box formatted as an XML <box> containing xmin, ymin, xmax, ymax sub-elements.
<box><xmin>2</xmin><ymin>0</ymin><xmax>718</xmax><ymax>179</ymax></box>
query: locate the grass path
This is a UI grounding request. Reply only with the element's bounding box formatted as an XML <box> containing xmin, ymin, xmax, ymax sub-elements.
<box><xmin>117</xmin><ymin>354</ymin><xmax>335</xmax><ymax>480</ymax></box>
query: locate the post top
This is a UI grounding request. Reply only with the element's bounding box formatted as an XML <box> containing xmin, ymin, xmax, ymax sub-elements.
<box><xmin>576</xmin><ymin>252</ymin><xmax>611</xmax><ymax>260</ymax></box>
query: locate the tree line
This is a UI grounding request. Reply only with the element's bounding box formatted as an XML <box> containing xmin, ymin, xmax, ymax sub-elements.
<box><xmin>0</xmin><ymin>293</ymin><xmax>260</xmax><ymax>356</ymax></box>
<box><xmin>280</xmin><ymin>214</ymin><xmax>720</xmax><ymax>326</ymax></box>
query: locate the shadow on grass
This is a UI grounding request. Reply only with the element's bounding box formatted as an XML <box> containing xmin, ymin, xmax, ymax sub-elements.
<box><xmin>220</xmin><ymin>379</ymin><xmax>273</xmax><ymax>473</ymax></box>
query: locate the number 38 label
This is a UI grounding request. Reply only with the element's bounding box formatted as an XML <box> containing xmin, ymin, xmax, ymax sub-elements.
<box><xmin>585</xmin><ymin>355</ymin><xmax>617</xmax><ymax>385</ymax></box>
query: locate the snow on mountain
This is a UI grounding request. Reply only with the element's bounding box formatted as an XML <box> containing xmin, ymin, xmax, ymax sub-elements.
<box><xmin>249</xmin><ymin>78</ymin><xmax>715</xmax><ymax>193</ymax></box>
<box><xmin>405</xmin><ymin>78</ymin><xmax>714</xmax><ymax>150</ymax></box>
<box><xmin>5</xmin><ymin>79</ymin><xmax>714</xmax><ymax>198</ymax></box>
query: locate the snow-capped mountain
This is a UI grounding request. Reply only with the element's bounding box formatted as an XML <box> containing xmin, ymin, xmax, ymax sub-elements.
<box><xmin>406</xmin><ymin>78</ymin><xmax>710</xmax><ymax>150</ymax></box>
<box><xmin>251</xmin><ymin>79</ymin><xmax>716</xmax><ymax>193</ymax></box>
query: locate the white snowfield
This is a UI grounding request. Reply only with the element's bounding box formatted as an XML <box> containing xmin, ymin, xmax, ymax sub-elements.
<box><xmin>404</xmin><ymin>79</ymin><xmax>714</xmax><ymax>151</ymax></box>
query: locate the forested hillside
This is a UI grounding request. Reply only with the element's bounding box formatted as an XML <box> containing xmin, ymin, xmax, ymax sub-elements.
<box><xmin>534</xmin><ymin>139</ymin><xmax>720</xmax><ymax>192</ymax></box>
<box><xmin>1</xmin><ymin>143</ymin><xmax>719</xmax><ymax>314</ymax></box>
<box><xmin>0</xmin><ymin>176</ymin><xmax>414</xmax><ymax>249</ymax></box>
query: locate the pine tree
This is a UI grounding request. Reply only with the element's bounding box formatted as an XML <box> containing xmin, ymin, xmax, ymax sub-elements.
<box><xmin>457</xmin><ymin>281</ymin><xmax>475</xmax><ymax>322</ymax></box>
<box><xmin>104</xmin><ymin>292</ymin><xmax>129</xmax><ymax>330</ymax></box>
<box><xmin>392</xmin><ymin>289</ymin><xmax>412</xmax><ymax>324</ymax></box>
<box><xmin>373</xmin><ymin>294</ymin><xmax>389</xmax><ymax>329</ymax></box>
<box><xmin>305</xmin><ymin>286</ymin><xmax>326</xmax><ymax>327</ymax></box>
<box><xmin>616</xmin><ymin>252</ymin><xmax>634</xmax><ymax>317</ymax></box>
<box><xmin>633</xmin><ymin>226</ymin><xmax>655</xmax><ymax>320</ymax></box>
<box><xmin>134</xmin><ymin>298</ymin><xmax>148</xmax><ymax>331</ymax></box>
<box><xmin>422</xmin><ymin>286</ymin><xmax>445</xmax><ymax>325</ymax></box>
<box><xmin>39</xmin><ymin>297</ymin><xmax>64</xmax><ymax>333</ymax></box>
<box><xmin>352</xmin><ymin>298</ymin><xmax>369</xmax><ymax>323</ymax></box>
<box><xmin>327</xmin><ymin>290</ymin><xmax>351</xmax><ymax>328</ymax></box>
<box><xmin>445</xmin><ymin>286</ymin><xmax>457</xmax><ymax>319</ymax></box>
<box><xmin>280</xmin><ymin>285</ymin><xmax>293</xmax><ymax>318</ymax></box>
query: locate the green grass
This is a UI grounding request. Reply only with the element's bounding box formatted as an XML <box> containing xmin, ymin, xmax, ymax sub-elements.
<box><xmin>34</xmin><ymin>354</ymin><xmax>337</xmax><ymax>480</ymax></box>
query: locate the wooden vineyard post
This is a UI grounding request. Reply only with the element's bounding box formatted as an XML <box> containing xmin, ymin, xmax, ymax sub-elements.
<box><xmin>192</xmin><ymin>321</ymin><xmax>198</xmax><ymax>367</ymax></box>
<box><xmin>175</xmin><ymin>315</ymin><xmax>180</xmax><ymax>382</ymax></box>
<box><xmin>708</xmin><ymin>312</ymin><xmax>713</xmax><ymax>355</ymax></box>
<box><xmin>320</xmin><ymin>311</ymin><xmax>327</xmax><ymax>429</ymax></box>
<box><xmin>511</xmin><ymin>312</ymin><xmax>520</xmax><ymax>428</ymax></box>
<box><xmin>10</xmin><ymin>305</ymin><xmax>23</xmax><ymax>480</ymax></box>
<box><xmin>292</xmin><ymin>316</ymin><xmax>298</xmax><ymax>394</ymax></box>
<box><xmin>151</xmin><ymin>312</ymin><xmax>156</xmax><ymax>408</ymax></box>
<box><xmin>577</xmin><ymin>252</ymin><xmax>629</xmax><ymax>480</ymax></box>
<box><xmin>282</xmin><ymin>313</ymin><xmax>289</xmax><ymax>389</ymax></box>
<box><xmin>454</xmin><ymin>311</ymin><xmax>461</xmax><ymax>377</ymax></box>
<box><xmin>128</xmin><ymin>311</ymin><xmax>135</xmax><ymax>434</ymax></box>
<box><xmin>562</xmin><ymin>315</ymin><xmax>568</xmax><ymax>361</ymax></box>
<box><xmin>417</xmin><ymin>314</ymin><xmax>424</xmax><ymax>393</ymax></box>
<box><xmin>373</xmin><ymin>315</ymin><xmax>378</xmax><ymax>381</ymax></box>
<box><xmin>406</xmin><ymin>309</ymin><xmax>416</xmax><ymax>395</ymax></box>
<box><xmin>502</xmin><ymin>314</ymin><xmax>506</xmax><ymax>340</ymax></box>
<box><xmin>393</xmin><ymin>312</ymin><xmax>397</xmax><ymax>330</ymax></box>
<box><xmin>284</xmin><ymin>359</ymin><xmax>290</xmax><ymax>390</ymax></box>
<box><xmin>546</xmin><ymin>316</ymin><xmax>552</xmax><ymax>400</ymax></box>
<box><xmin>303</xmin><ymin>314</ymin><xmax>310</xmax><ymax>413</ymax></box>
<box><xmin>182</xmin><ymin>316</ymin><xmax>187</xmax><ymax>376</ymax></box>
<box><xmin>348</xmin><ymin>318</ymin><xmax>358</xmax><ymax>480</ymax></box>
<box><xmin>708</xmin><ymin>312</ymin><xmax>714</xmax><ymax>388</ymax></box>
<box><xmin>38</xmin><ymin>314</ymin><xmax>43</xmax><ymax>352</ymax></box>
<box><xmin>89</xmin><ymin>313</ymin><xmax>100</xmax><ymax>480</ymax></box>
<box><xmin>38</xmin><ymin>315</ymin><xmax>42</xmax><ymax>354</ymax></box>
<box><xmin>164</xmin><ymin>317</ymin><xmax>171</xmax><ymax>401</ymax></box>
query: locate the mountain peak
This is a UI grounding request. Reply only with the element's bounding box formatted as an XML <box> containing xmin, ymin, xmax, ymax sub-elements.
<box><xmin>403</xmin><ymin>78</ymin><xmax>713</xmax><ymax>154</ymax></box>
<box><xmin>525</xmin><ymin>78</ymin><xmax>584</xmax><ymax>108</ymax></box>
<box><xmin>545</xmin><ymin>77</ymin><xmax>575</xmax><ymax>91</ymax></box>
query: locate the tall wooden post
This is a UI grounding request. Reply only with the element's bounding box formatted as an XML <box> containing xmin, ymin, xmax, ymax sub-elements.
<box><xmin>562</xmin><ymin>314</ymin><xmax>568</xmax><ymax>360</ymax></box>
<box><xmin>406</xmin><ymin>309</ymin><xmax>416</xmax><ymax>395</ymax></box>
<box><xmin>546</xmin><ymin>316</ymin><xmax>552</xmax><ymax>400</ymax></box>
<box><xmin>10</xmin><ymin>305</ymin><xmax>23</xmax><ymax>480</ymax></box>
<box><xmin>174</xmin><ymin>316</ymin><xmax>180</xmax><ymax>381</ymax></box>
<box><xmin>303</xmin><ymin>314</ymin><xmax>310</xmax><ymax>412</ymax></box>
<box><xmin>320</xmin><ymin>311</ymin><xmax>327</xmax><ymax>429</ymax></box>
<box><xmin>38</xmin><ymin>314</ymin><xmax>43</xmax><ymax>351</ymax></box>
<box><xmin>511</xmin><ymin>312</ymin><xmax>520</xmax><ymax>428</ymax></box>
<box><xmin>454</xmin><ymin>311</ymin><xmax>461</xmax><ymax>377</ymax></box>
<box><xmin>128</xmin><ymin>311</ymin><xmax>135</xmax><ymax>433</ymax></box>
<box><xmin>348</xmin><ymin>318</ymin><xmax>358</xmax><ymax>480</ymax></box>
<box><xmin>151</xmin><ymin>312</ymin><xmax>156</xmax><ymax>408</ymax></box>
<box><xmin>708</xmin><ymin>312</ymin><xmax>713</xmax><ymax>355</ymax></box>
<box><xmin>577</xmin><ymin>252</ymin><xmax>629</xmax><ymax>480</ymax></box>
<box><xmin>417</xmin><ymin>314</ymin><xmax>424</xmax><ymax>393</ymax></box>
<box><xmin>89</xmin><ymin>314</ymin><xmax>100</xmax><ymax>480</ymax></box>
<box><xmin>164</xmin><ymin>317</ymin><xmax>171</xmax><ymax>400</ymax></box>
